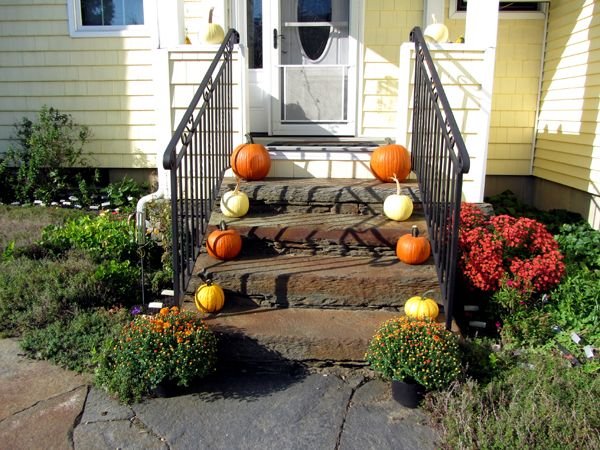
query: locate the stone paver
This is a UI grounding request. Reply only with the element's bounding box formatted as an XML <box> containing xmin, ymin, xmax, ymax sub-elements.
<box><xmin>0</xmin><ymin>340</ymin><xmax>442</xmax><ymax>450</ymax></box>
<box><xmin>339</xmin><ymin>379</ymin><xmax>440</xmax><ymax>450</ymax></box>
<box><xmin>0</xmin><ymin>386</ymin><xmax>88</xmax><ymax>450</ymax></box>
<box><xmin>0</xmin><ymin>338</ymin><xmax>89</xmax><ymax>421</ymax></box>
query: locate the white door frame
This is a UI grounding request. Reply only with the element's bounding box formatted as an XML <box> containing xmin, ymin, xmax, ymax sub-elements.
<box><xmin>232</xmin><ymin>0</ymin><xmax>360</xmax><ymax>137</ymax></box>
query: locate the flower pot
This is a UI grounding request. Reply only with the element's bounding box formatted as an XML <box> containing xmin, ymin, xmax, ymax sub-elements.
<box><xmin>391</xmin><ymin>380</ymin><xmax>425</xmax><ymax>408</ymax></box>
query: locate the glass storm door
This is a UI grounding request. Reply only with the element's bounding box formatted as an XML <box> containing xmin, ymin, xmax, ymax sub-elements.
<box><xmin>271</xmin><ymin>0</ymin><xmax>356</xmax><ymax>135</ymax></box>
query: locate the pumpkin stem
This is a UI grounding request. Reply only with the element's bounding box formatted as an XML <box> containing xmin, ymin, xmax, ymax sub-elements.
<box><xmin>219</xmin><ymin>220</ymin><xmax>228</xmax><ymax>231</ymax></box>
<box><xmin>199</xmin><ymin>268</ymin><xmax>214</xmax><ymax>285</ymax></box>
<box><xmin>431</xmin><ymin>13</ymin><xmax>437</xmax><ymax>24</ymax></box>
<box><xmin>233</xmin><ymin>176</ymin><xmax>241</xmax><ymax>195</ymax></box>
<box><xmin>390</xmin><ymin>173</ymin><xmax>401</xmax><ymax>195</ymax></box>
<box><xmin>208</xmin><ymin>7</ymin><xmax>214</xmax><ymax>24</ymax></box>
<box><xmin>421</xmin><ymin>289</ymin><xmax>437</xmax><ymax>300</ymax></box>
<box><xmin>244</xmin><ymin>133</ymin><xmax>254</xmax><ymax>144</ymax></box>
<box><xmin>411</xmin><ymin>225</ymin><xmax>420</xmax><ymax>237</ymax></box>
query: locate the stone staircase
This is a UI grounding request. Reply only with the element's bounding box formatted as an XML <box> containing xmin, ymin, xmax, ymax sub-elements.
<box><xmin>182</xmin><ymin>177</ymin><xmax>442</xmax><ymax>371</ymax></box>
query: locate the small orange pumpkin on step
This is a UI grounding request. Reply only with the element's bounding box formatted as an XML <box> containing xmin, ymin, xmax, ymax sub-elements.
<box><xmin>230</xmin><ymin>135</ymin><xmax>271</xmax><ymax>181</ymax></box>
<box><xmin>206</xmin><ymin>220</ymin><xmax>242</xmax><ymax>260</ymax></box>
<box><xmin>396</xmin><ymin>225</ymin><xmax>431</xmax><ymax>265</ymax></box>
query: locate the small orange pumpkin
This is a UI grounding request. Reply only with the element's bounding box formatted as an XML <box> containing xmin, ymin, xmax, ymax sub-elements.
<box><xmin>370</xmin><ymin>142</ymin><xmax>411</xmax><ymax>182</ymax></box>
<box><xmin>206</xmin><ymin>220</ymin><xmax>242</xmax><ymax>260</ymax></box>
<box><xmin>230</xmin><ymin>137</ymin><xmax>271</xmax><ymax>181</ymax></box>
<box><xmin>396</xmin><ymin>225</ymin><xmax>431</xmax><ymax>265</ymax></box>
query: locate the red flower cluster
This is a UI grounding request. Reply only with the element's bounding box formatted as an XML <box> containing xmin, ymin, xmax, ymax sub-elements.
<box><xmin>458</xmin><ymin>204</ymin><xmax>565</xmax><ymax>293</ymax></box>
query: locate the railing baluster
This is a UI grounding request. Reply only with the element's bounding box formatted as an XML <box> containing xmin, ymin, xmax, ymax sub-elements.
<box><xmin>409</xmin><ymin>27</ymin><xmax>470</xmax><ymax>329</ymax></box>
<box><xmin>163</xmin><ymin>30</ymin><xmax>240</xmax><ymax>305</ymax></box>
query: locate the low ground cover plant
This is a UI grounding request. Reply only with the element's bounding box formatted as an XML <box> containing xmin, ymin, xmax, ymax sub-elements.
<box><xmin>427</xmin><ymin>194</ymin><xmax>600</xmax><ymax>448</ymax></box>
<box><xmin>0</xmin><ymin>205</ymin><xmax>174</xmax><ymax>376</ymax></box>
<box><xmin>96</xmin><ymin>306</ymin><xmax>217</xmax><ymax>403</ymax></box>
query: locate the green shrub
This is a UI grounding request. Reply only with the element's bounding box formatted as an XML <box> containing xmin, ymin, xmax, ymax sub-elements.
<box><xmin>0</xmin><ymin>106</ymin><xmax>91</xmax><ymax>203</ymax></box>
<box><xmin>40</xmin><ymin>213</ymin><xmax>139</xmax><ymax>262</ymax></box>
<box><xmin>0</xmin><ymin>253</ymin><xmax>104</xmax><ymax>336</ymax></box>
<box><xmin>556</xmin><ymin>223</ymin><xmax>600</xmax><ymax>273</ymax></box>
<box><xmin>20</xmin><ymin>308</ymin><xmax>130</xmax><ymax>373</ymax></box>
<box><xmin>425</xmin><ymin>354</ymin><xmax>600</xmax><ymax>449</ymax></box>
<box><xmin>102</xmin><ymin>177</ymin><xmax>147</xmax><ymax>209</ymax></box>
<box><xmin>96</xmin><ymin>307</ymin><xmax>217</xmax><ymax>403</ymax></box>
<box><xmin>94</xmin><ymin>259</ymin><xmax>141</xmax><ymax>301</ymax></box>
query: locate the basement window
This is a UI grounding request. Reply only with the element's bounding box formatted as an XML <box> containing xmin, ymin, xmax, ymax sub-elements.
<box><xmin>451</xmin><ymin>0</ymin><xmax>545</xmax><ymax>19</ymax></box>
<box><xmin>68</xmin><ymin>0</ymin><xmax>151</xmax><ymax>37</ymax></box>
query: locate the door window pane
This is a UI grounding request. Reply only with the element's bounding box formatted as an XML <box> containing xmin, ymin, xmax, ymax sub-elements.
<box><xmin>298</xmin><ymin>0</ymin><xmax>331</xmax><ymax>61</ymax></box>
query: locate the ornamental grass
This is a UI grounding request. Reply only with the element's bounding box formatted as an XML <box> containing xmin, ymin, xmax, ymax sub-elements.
<box><xmin>366</xmin><ymin>316</ymin><xmax>461</xmax><ymax>391</ymax></box>
<box><xmin>96</xmin><ymin>306</ymin><xmax>217</xmax><ymax>403</ymax></box>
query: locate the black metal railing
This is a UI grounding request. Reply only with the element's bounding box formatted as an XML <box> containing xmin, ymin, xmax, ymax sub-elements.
<box><xmin>409</xmin><ymin>27</ymin><xmax>471</xmax><ymax>329</ymax></box>
<box><xmin>163</xmin><ymin>29</ymin><xmax>240</xmax><ymax>305</ymax></box>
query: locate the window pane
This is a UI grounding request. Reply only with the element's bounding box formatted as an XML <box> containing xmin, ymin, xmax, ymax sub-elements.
<box><xmin>247</xmin><ymin>0</ymin><xmax>262</xmax><ymax>68</ymax></box>
<box><xmin>80</xmin><ymin>0</ymin><xmax>144</xmax><ymax>26</ymax></box>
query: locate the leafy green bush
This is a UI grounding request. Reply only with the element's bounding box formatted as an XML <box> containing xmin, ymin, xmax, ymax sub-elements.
<box><xmin>556</xmin><ymin>223</ymin><xmax>600</xmax><ymax>273</ymax></box>
<box><xmin>96</xmin><ymin>307</ymin><xmax>217</xmax><ymax>403</ymax></box>
<box><xmin>20</xmin><ymin>308</ymin><xmax>130</xmax><ymax>372</ymax></box>
<box><xmin>41</xmin><ymin>213</ymin><xmax>139</xmax><ymax>262</ymax></box>
<box><xmin>425</xmin><ymin>354</ymin><xmax>600</xmax><ymax>449</ymax></box>
<box><xmin>0</xmin><ymin>106</ymin><xmax>91</xmax><ymax>203</ymax></box>
<box><xmin>102</xmin><ymin>177</ymin><xmax>147</xmax><ymax>209</ymax></box>
<box><xmin>0</xmin><ymin>253</ymin><xmax>105</xmax><ymax>336</ymax></box>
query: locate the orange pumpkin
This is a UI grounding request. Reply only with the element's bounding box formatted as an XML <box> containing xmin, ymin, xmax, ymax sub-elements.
<box><xmin>230</xmin><ymin>142</ymin><xmax>271</xmax><ymax>181</ymax></box>
<box><xmin>206</xmin><ymin>221</ymin><xmax>242</xmax><ymax>260</ymax></box>
<box><xmin>396</xmin><ymin>225</ymin><xmax>431</xmax><ymax>265</ymax></box>
<box><xmin>370</xmin><ymin>143</ymin><xmax>411</xmax><ymax>182</ymax></box>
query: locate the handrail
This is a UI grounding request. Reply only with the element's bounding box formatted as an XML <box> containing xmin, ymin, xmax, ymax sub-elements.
<box><xmin>409</xmin><ymin>27</ymin><xmax>471</xmax><ymax>329</ymax></box>
<box><xmin>163</xmin><ymin>29</ymin><xmax>240</xmax><ymax>305</ymax></box>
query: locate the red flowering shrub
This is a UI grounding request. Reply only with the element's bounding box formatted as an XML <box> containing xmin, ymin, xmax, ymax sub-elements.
<box><xmin>458</xmin><ymin>204</ymin><xmax>565</xmax><ymax>294</ymax></box>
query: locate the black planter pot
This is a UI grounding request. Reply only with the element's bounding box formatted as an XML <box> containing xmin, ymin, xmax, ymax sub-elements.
<box><xmin>391</xmin><ymin>380</ymin><xmax>425</xmax><ymax>408</ymax></box>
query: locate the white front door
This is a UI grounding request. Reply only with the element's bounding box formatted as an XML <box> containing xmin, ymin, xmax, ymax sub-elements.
<box><xmin>268</xmin><ymin>0</ymin><xmax>357</xmax><ymax>136</ymax></box>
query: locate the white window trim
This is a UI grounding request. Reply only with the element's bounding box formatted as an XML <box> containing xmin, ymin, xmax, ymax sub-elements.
<box><xmin>449</xmin><ymin>1</ymin><xmax>547</xmax><ymax>20</ymax></box>
<box><xmin>67</xmin><ymin>0</ymin><xmax>156</xmax><ymax>38</ymax></box>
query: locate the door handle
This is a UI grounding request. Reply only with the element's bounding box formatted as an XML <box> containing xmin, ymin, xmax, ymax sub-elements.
<box><xmin>273</xmin><ymin>28</ymin><xmax>285</xmax><ymax>49</ymax></box>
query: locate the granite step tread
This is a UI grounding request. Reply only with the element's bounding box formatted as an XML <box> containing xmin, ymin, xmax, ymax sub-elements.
<box><xmin>218</xmin><ymin>177</ymin><xmax>421</xmax><ymax>214</ymax></box>
<box><xmin>209</xmin><ymin>211</ymin><xmax>428</xmax><ymax>256</ymax></box>
<box><xmin>189</xmin><ymin>252</ymin><xmax>440</xmax><ymax>309</ymax></box>
<box><xmin>183</xmin><ymin>303</ymin><xmax>406</xmax><ymax>365</ymax></box>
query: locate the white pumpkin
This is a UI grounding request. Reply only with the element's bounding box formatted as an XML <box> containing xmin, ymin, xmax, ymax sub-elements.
<box><xmin>201</xmin><ymin>7</ymin><xmax>225</xmax><ymax>44</ymax></box>
<box><xmin>424</xmin><ymin>15</ymin><xmax>448</xmax><ymax>43</ymax></box>
<box><xmin>220</xmin><ymin>178</ymin><xmax>249</xmax><ymax>218</ymax></box>
<box><xmin>383</xmin><ymin>174</ymin><xmax>413</xmax><ymax>221</ymax></box>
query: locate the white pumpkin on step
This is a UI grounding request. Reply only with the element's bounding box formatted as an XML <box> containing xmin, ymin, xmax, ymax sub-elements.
<box><xmin>220</xmin><ymin>178</ymin><xmax>249</xmax><ymax>218</ymax></box>
<box><xmin>383</xmin><ymin>174</ymin><xmax>413</xmax><ymax>221</ymax></box>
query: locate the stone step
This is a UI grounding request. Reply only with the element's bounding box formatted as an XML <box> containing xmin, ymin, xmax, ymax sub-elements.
<box><xmin>183</xmin><ymin>302</ymin><xmax>401</xmax><ymax>367</ymax></box>
<box><xmin>218</xmin><ymin>177</ymin><xmax>421</xmax><ymax>215</ymax></box>
<box><xmin>181</xmin><ymin>303</ymin><xmax>450</xmax><ymax>368</ymax></box>
<box><xmin>209</xmin><ymin>211</ymin><xmax>428</xmax><ymax>256</ymax></box>
<box><xmin>189</xmin><ymin>252</ymin><xmax>440</xmax><ymax>310</ymax></box>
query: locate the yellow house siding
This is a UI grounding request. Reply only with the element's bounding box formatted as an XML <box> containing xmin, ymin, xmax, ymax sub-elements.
<box><xmin>0</xmin><ymin>1</ymin><xmax>157</xmax><ymax>169</ymax></box>
<box><xmin>534</xmin><ymin>0</ymin><xmax>600</xmax><ymax>196</ymax></box>
<box><xmin>361</xmin><ymin>0</ymin><xmax>424</xmax><ymax>138</ymax></box>
<box><xmin>446</xmin><ymin>4</ymin><xmax>546</xmax><ymax>177</ymax></box>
